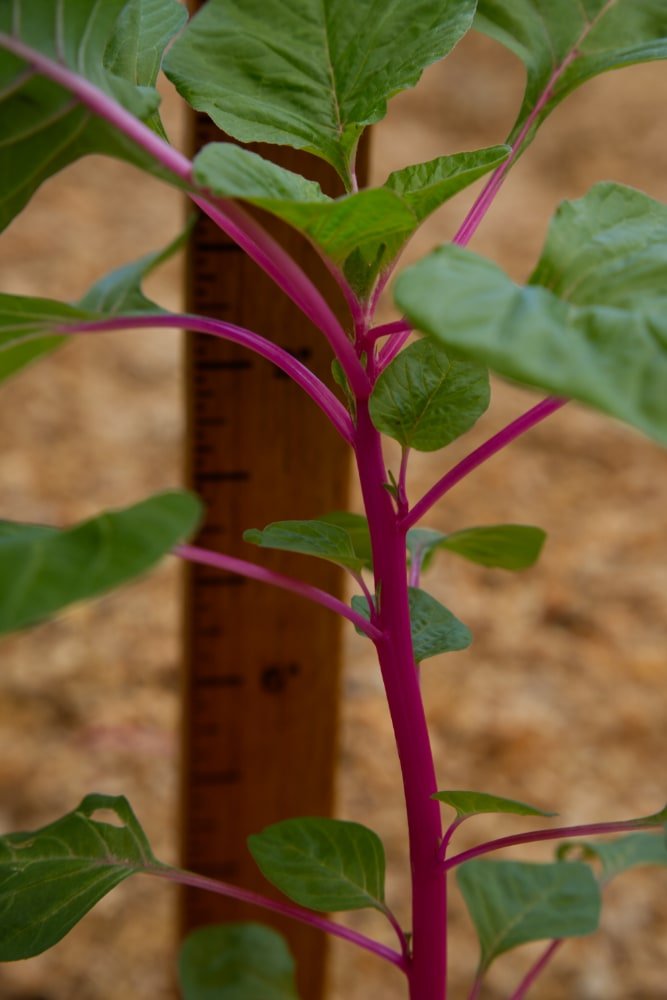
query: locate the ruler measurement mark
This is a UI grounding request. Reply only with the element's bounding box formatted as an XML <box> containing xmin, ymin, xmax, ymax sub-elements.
<box><xmin>197</xmin><ymin>470</ymin><xmax>250</xmax><ymax>483</ymax></box>
<box><xmin>191</xmin><ymin>769</ymin><xmax>242</xmax><ymax>787</ymax></box>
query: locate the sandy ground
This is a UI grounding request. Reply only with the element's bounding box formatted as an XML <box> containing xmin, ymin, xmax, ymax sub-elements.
<box><xmin>0</xmin><ymin>27</ymin><xmax>666</xmax><ymax>1000</ymax></box>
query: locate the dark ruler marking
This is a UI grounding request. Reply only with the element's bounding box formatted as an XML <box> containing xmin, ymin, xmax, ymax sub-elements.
<box><xmin>181</xmin><ymin>30</ymin><xmax>369</xmax><ymax>995</ymax></box>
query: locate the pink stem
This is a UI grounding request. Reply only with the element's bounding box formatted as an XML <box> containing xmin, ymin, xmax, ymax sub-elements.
<box><xmin>174</xmin><ymin>544</ymin><xmax>382</xmax><ymax>642</ymax></box>
<box><xmin>370</xmin><ymin>319</ymin><xmax>412</xmax><ymax>344</ymax></box>
<box><xmin>509</xmin><ymin>940</ymin><xmax>564</xmax><ymax>1000</ymax></box>
<box><xmin>354</xmin><ymin>400</ymin><xmax>446</xmax><ymax>1000</ymax></box>
<box><xmin>453</xmin><ymin>50</ymin><xmax>579</xmax><ymax>247</ymax></box>
<box><xmin>442</xmin><ymin>815</ymin><xmax>666</xmax><ymax>873</ymax></box>
<box><xmin>153</xmin><ymin>866</ymin><xmax>407</xmax><ymax>971</ymax></box>
<box><xmin>403</xmin><ymin>397</ymin><xmax>567</xmax><ymax>530</ymax></box>
<box><xmin>377</xmin><ymin>328</ymin><xmax>412</xmax><ymax>371</ymax></box>
<box><xmin>467</xmin><ymin>971</ymin><xmax>484</xmax><ymax>1000</ymax></box>
<box><xmin>0</xmin><ymin>32</ymin><xmax>369</xmax><ymax>398</ymax></box>
<box><xmin>60</xmin><ymin>314</ymin><xmax>353</xmax><ymax>443</ymax></box>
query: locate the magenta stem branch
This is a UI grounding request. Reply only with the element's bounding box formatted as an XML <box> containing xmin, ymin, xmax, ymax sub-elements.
<box><xmin>60</xmin><ymin>314</ymin><xmax>353</xmax><ymax>443</ymax></box>
<box><xmin>442</xmin><ymin>816</ymin><xmax>666</xmax><ymax>873</ymax></box>
<box><xmin>153</xmin><ymin>866</ymin><xmax>407</xmax><ymax>971</ymax></box>
<box><xmin>453</xmin><ymin>50</ymin><xmax>579</xmax><ymax>247</ymax></box>
<box><xmin>174</xmin><ymin>544</ymin><xmax>382</xmax><ymax>641</ymax></box>
<box><xmin>509</xmin><ymin>940</ymin><xmax>563</xmax><ymax>1000</ymax></box>
<box><xmin>403</xmin><ymin>396</ymin><xmax>567</xmax><ymax>530</ymax></box>
<box><xmin>0</xmin><ymin>32</ymin><xmax>369</xmax><ymax>398</ymax></box>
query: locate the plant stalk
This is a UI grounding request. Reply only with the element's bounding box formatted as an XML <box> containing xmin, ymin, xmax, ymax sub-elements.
<box><xmin>354</xmin><ymin>400</ymin><xmax>447</xmax><ymax>1000</ymax></box>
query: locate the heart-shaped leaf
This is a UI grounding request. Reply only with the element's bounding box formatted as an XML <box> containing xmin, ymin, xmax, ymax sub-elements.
<box><xmin>0</xmin><ymin>794</ymin><xmax>164</xmax><ymax>960</ymax></box>
<box><xmin>244</xmin><ymin>518</ymin><xmax>368</xmax><ymax>573</ymax></box>
<box><xmin>395</xmin><ymin>183</ymin><xmax>667</xmax><ymax>446</ymax></box>
<box><xmin>558</xmin><ymin>833</ymin><xmax>667</xmax><ymax>885</ymax></box>
<box><xmin>0</xmin><ymin>490</ymin><xmax>201</xmax><ymax>634</ymax></box>
<box><xmin>0</xmin><ymin>0</ymin><xmax>187</xmax><ymax>230</ymax></box>
<box><xmin>165</xmin><ymin>0</ymin><xmax>477</xmax><ymax>184</ymax></box>
<box><xmin>434</xmin><ymin>790</ymin><xmax>556</xmax><ymax>819</ymax></box>
<box><xmin>179</xmin><ymin>923</ymin><xmax>300</xmax><ymax>1000</ymax></box>
<box><xmin>457</xmin><ymin>859</ymin><xmax>601</xmax><ymax>971</ymax></box>
<box><xmin>248</xmin><ymin>817</ymin><xmax>386</xmax><ymax>914</ymax></box>
<box><xmin>407</xmin><ymin>525</ymin><xmax>546</xmax><ymax>573</ymax></box>
<box><xmin>475</xmin><ymin>1</ymin><xmax>667</xmax><ymax>148</ymax></box>
<box><xmin>370</xmin><ymin>339</ymin><xmax>490</xmax><ymax>452</ymax></box>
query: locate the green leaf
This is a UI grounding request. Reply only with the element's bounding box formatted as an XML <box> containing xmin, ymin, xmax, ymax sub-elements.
<box><xmin>248</xmin><ymin>817</ymin><xmax>386</xmax><ymax>914</ymax></box>
<box><xmin>559</xmin><ymin>833</ymin><xmax>667</xmax><ymax>885</ymax></box>
<box><xmin>408</xmin><ymin>525</ymin><xmax>546</xmax><ymax>572</ymax></box>
<box><xmin>243</xmin><ymin>518</ymin><xmax>367</xmax><ymax>573</ymax></box>
<box><xmin>318</xmin><ymin>512</ymin><xmax>373</xmax><ymax>570</ymax></box>
<box><xmin>193</xmin><ymin>142</ymin><xmax>508</xmax><ymax>295</ymax></box>
<box><xmin>0</xmin><ymin>490</ymin><xmax>202</xmax><ymax>634</ymax></box>
<box><xmin>0</xmin><ymin>794</ymin><xmax>164</xmax><ymax>960</ymax></box>
<box><xmin>0</xmin><ymin>228</ymin><xmax>185</xmax><ymax>382</ymax></box>
<box><xmin>179</xmin><ymin>923</ymin><xmax>300</xmax><ymax>1000</ymax></box>
<box><xmin>457</xmin><ymin>860</ymin><xmax>601</xmax><ymax>971</ymax></box>
<box><xmin>0</xmin><ymin>0</ymin><xmax>187</xmax><ymax>230</ymax></box>
<box><xmin>352</xmin><ymin>587</ymin><xmax>471</xmax><ymax>661</ymax></box>
<box><xmin>475</xmin><ymin>1</ymin><xmax>667</xmax><ymax>148</ymax></box>
<box><xmin>395</xmin><ymin>183</ymin><xmax>667</xmax><ymax>446</ymax></box>
<box><xmin>370</xmin><ymin>339</ymin><xmax>490</xmax><ymax>451</ymax></box>
<box><xmin>434</xmin><ymin>790</ymin><xmax>556</xmax><ymax>819</ymax></box>
<box><xmin>165</xmin><ymin>0</ymin><xmax>477</xmax><ymax>183</ymax></box>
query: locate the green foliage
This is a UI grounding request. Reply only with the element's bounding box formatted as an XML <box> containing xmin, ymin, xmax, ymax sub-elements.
<box><xmin>0</xmin><ymin>0</ymin><xmax>186</xmax><ymax>231</ymax></box>
<box><xmin>0</xmin><ymin>230</ymin><xmax>185</xmax><ymax>382</ymax></box>
<box><xmin>476</xmin><ymin>0</ymin><xmax>667</xmax><ymax>147</ymax></box>
<box><xmin>352</xmin><ymin>588</ymin><xmax>472</xmax><ymax>661</ymax></box>
<box><xmin>395</xmin><ymin>183</ymin><xmax>667</xmax><ymax>445</ymax></box>
<box><xmin>244</xmin><ymin>518</ymin><xmax>368</xmax><ymax>572</ymax></box>
<box><xmin>434</xmin><ymin>790</ymin><xmax>556</xmax><ymax>819</ymax></box>
<box><xmin>0</xmin><ymin>794</ymin><xmax>163</xmax><ymax>960</ymax></box>
<box><xmin>179</xmin><ymin>923</ymin><xmax>300</xmax><ymax>1000</ymax></box>
<box><xmin>370</xmin><ymin>339</ymin><xmax>490</xmax><ymax>451</ymax></box>
<box><xmin>248</xmin><ymin>817</ymin><xmax>387</xmax><ymax>913</ymax></box>
<box><xmin>457</xmin><ymin>859</ymin><xmax>601</xmax><ymax>971</ymax></box>
<box><xmin>165</xmin><ymin>0</ymin><xmax>477</xmax><ymax>184</ymax></box>
<box><xmin>407</xmin><ymin>524</ymin><xmax>546</xmax><ymax>573</ymax></box>
<box><xmin>193</xmin><ymin>142</ymin><xmax>508</xmax><ymax>296</ymax></box>
<box><xmin>0</xmin><ymin>491</ymin><xmax>201</xmax><ymax>634</ymax></box>
<box><xmin>559</xmin><ymin>832</ymin><xmax>667</xmax><ymax>884</ymax></box>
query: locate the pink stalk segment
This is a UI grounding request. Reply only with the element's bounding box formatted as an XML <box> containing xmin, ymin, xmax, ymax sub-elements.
<box><xmin>154</xmin><ymin>867</ymin><xmax>407</xmax><ymax>971</ymax></box>
<box><xmin>174</xmin><ymin>544</ymin><xmax>382</xmax><ymax>641</ymax></box>
<box><xmin>403</xmin><ymin>396</ymin><xmax>567</xmax><ymax>530</ymax></box>
<box><xmin>509</xmin><ymin>940</ymin><xmax>564</xmax><ymax>1000</ymax></box>
<box><xmin>354</xmin><ymin>399</ymin><xmax>447</xmax><ymax>1000</ymax></box>
<box><xmin>0</xmin><ymin>32</ymin><xmax>369</xmax><ymax>398</ymax></box>
<box><xmin>61</xmin><ymin>314</ymin><xmax>353</xmax><ymax>443</ymax></box>
<box><xmin>441</xmin><ymin>814</ymin><xmax>667</xmax><ymax>872</ymax></box>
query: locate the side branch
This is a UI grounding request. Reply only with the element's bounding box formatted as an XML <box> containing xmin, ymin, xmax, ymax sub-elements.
<box><xmin>154</xmin><ymin>866</ymin><xmax>407</xmax><ymax>971</ymax></box>
<box><xmin>0</xmin><ymin>32</ymin><xmax>369</xmax><ymax>397</ymax></box>
<box><xmin>403</xmin><ymin>396</ymin><xmax>566</xmax><ymax>530</ymax></box>
<box><xmin>174</xmin><ymin>544</ymin><xmax>382</xmax><ymax>641</ymax></box>
<box><xmin>61</xmin><ymin>314</ymin><xmax>354</xmax><ymax>443</ymax></box>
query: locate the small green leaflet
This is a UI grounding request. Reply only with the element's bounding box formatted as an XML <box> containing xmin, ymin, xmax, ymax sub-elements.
<box><xmin>475</xmin><ymin>1</ymin><xmax>667</xmax><ymax>148</ymax></box>
<box><xmin>193</xmin><ymin>142</ymin><xmax>508</xmax><ymax>296</ymax></box>
<box><xmin>0</xmin><ymin>0</ymin><xmax>187</xmax><ymax>231</ymax></box>
<box><xmin>395</xmin><ymin>183</ymin><xmax>667</xmax><ymax>446</ymax></box>
<box><xmin>0</xmin><ymin>794</ymin><xmax>165</xmax><ymax>960</ymax></box>
<box><xmin>318</xmin><ymin>512</ymin><xmax>373</xmax><ymax>570</ymax></box>
<box><xmin>0</xmin><ymin>228</ymin><xmax>186</xmax><ymax>383</ymax></box>
<box><xmin>558</xmin><ymin>833</ymin><xmax>667</xmax><ymax>885</ymax></box>
<box><xmin>370</xmin><ymin>339</ymin><xmax>490</xmax><ymax>452</ymax></box>
<box><xmin>0</xmin><ymin>490</ymin><xmax>201</xmax><ymax>634</ymax></box>
<box><xmin>179</xmin><ymin>923</ymin><xmax>300</xmax><ymax>1000</ymax></box>
<box><xmin>407</xmin><ymin>524</ymin><xmax>546</xmax><ymax>573</ymax></box>
<box><xmin>244</xmin><ymin>518</ymin><xmax>369</xmax><ymax>573</ymax></box>
<box><xmin>352</xmin><ymin>588</ymin><xmax>471</xmax><ymax>661</ymax></box>
<box><xmin>248</xmin><ymin>817</ymin><xmax>387</xmax><ymax>914</ymax></box>
<box><xmin>165</xmin><ymin>0</ymin><xmax>477</xmax><ymax>184</ymax></box>
<box><xmin>456</xmin><ymin>860</ymin><xmax>601</xmax><ymax>971</ymax></box>
<box><xmin>433</xmin><ymin>790</ymin><xmax>556</xmax><ymax>819</ymax></box>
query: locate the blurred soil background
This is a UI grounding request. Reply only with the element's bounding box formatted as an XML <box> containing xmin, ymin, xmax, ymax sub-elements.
<box><xmin>1</xmin><ymin>26</ymin><xmax>666</xmax><ymax>1000</ymax></box>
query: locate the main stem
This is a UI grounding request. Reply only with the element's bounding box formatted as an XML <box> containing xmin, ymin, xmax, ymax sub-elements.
<box><xmin>354</xmin><ymin>400</ymin><xmax>446</xmax><ymax>1000</ymax></box>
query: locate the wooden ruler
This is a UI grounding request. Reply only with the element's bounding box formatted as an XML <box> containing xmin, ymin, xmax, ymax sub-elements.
<box><xmin>181</xmin><ymin>79</ymin><xmax>368</xmax><ymax>1000</ymax></box>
